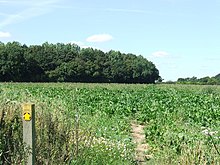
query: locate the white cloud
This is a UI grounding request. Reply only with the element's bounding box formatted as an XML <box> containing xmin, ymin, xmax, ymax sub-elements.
<box><xmin>69</xmin><ymin>41</ymin><xmax>90</xmax><ymax>49</ymax></box>
<box><xmin>0</xmin><ymin>0</ymin><xmax>60</xmax><ymax>28</ymax></box>
<box><xmin>0</xmin><ymin>31</ymin><xmax>11</xmax><ymax>38</ymax></box>
<box><xmin>0</xmin><ymin>0</ymin><xmax>8</xmax><ymax>3</ymax></box>
<box><xmin>69</xmin><ymin>41</ymin><xmax>111</xmax><ymax>52</ymax></box>
<box><xmin>152</xmin><ymin>51</ymin><xmax>169</xmax><ymax>57</ymax></box>
<box><xmin>105</xmin><ymin>8</ymin><xmax>146</xmax><ymax>14</ymax></box>
<box><xmin>0</xmin><ymin>0</ymin><xmax>60</xmax><ymax>6</ymax></box>
<box><xmin>86</xmin><ymin>34</ymin><xmax>113</xmax><ymax>43</ymax></box>
<box><xmin>206</xmin><ymin>57</ymin><xmax>220</xmax><ymax>61</ymax></box>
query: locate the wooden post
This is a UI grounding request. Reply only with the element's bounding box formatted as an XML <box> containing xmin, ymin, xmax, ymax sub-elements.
<box><xmin>22</xmin><ymin>103</ymin><xmax>35</xmax><ymax>165</ymax></box>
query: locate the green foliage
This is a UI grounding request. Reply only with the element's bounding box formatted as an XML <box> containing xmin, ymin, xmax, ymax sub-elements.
<box><xmin>142</xmin><ymin>85</ymin><xmax>220</xmax><ymax>164</ymax></box>
<box><xmin>0</xmin><ymin>100</ymin><xmax>27</xmax><ymax>164</ymax></box>
<box><xmin>0</xmin><ymin>83</ymin><xmax>220</xmax><ymax>164</ymax></box>
<box><xmin>0</xmin><ymin>42</ymin><xmax>160</xmax><ymax>83</ymax></box>
<box><xmin>0</xmin><ymin>83</ymin><xmax>135</xmax><ymax>164</ymax></box>
<box><xmin>177</xmin><ymin>75</ymin><xmax>220</xmax><ymax>85</ymax></box>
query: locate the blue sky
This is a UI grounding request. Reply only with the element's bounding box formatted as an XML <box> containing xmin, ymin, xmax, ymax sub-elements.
<box><xmin>0</xmin><ymin>0</ymin><xmax>220</xmax><ymax>81</ymax></box>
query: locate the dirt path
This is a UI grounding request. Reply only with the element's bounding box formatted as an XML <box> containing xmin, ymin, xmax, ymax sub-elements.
<box><xmin>131</xmin><ymin>121</ymin><xmax>151</xmax><ymax>164</ymax></box>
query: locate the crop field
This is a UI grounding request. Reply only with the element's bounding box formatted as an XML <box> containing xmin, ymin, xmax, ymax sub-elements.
<box><xmin>0</xmin><ymin>83</ymin><xmax>220</xmax><ymax>164</ymax></box>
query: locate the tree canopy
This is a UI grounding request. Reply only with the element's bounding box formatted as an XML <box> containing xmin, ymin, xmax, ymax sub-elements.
<box><xmin>0</xmin><ymin>41</ymin><xmax>160</xmax><ymax>83</ymax></box>
<box><xmin>177</xmin><ymin>75</ymin><xmax>220</xmax><ymax>85</ymax></box>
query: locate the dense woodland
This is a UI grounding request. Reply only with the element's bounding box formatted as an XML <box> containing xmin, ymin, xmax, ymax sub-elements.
<box><xmin>0</xmin><ymin>41</ymin><xmax>160</xmax><ymax>83</ymax></box>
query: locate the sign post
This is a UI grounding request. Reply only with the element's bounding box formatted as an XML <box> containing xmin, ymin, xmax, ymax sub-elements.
<box><xmin>22</xmin><ymin>103</ymin><xmax>35</xmax><ymax>165</ymax></box>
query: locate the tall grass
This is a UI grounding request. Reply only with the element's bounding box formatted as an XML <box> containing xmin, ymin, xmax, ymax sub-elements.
<box><xmin>0</xmin><ymin>83</ymin><xmax>134</xmax><ymax>164</ymax></box>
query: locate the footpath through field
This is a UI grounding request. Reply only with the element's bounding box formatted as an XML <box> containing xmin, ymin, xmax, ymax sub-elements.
<box><xmin>131</xmin><ymin>121</ymin><xmax>152</xmax><ymax>164</ymax></box>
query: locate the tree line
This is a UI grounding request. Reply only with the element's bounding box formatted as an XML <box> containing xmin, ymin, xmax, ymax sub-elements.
<box><xmin>0</xmin><ymin>41</ymin><xmax>160</xmax><ymax>83</ymax></box>
<box><xmin>176</xmin><ymin>74</ymin><xmax>220</xmax><ymax>85</ymax></box>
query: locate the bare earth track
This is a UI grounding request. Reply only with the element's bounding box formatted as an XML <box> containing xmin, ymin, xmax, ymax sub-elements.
<box><xmin>131</xmin><ymin>121</ymin><xmax>152</xmax><ymax>164</ymax></box>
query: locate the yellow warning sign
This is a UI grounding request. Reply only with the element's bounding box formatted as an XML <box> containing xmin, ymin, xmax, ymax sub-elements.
<box><xmin>23</xmin><ymin>112</ymin><xmax>32</xmax><ymax>121</ymax></box>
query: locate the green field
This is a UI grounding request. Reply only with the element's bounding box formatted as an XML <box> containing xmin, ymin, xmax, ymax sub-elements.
<box><xmin>0</xmin><ymin>83</ymin><xmax>220</xmax><ymax>164</ymax></box>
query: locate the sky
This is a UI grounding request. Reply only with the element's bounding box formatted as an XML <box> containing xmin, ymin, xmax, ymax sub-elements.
<box><xmin>0</xmin><ymin>0</ymin><xmax>220</xmax><ymax>81</ymax></box>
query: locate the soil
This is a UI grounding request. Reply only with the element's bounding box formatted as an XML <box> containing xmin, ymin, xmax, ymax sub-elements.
<box><xmin>131</xmin><ymin>121</ymin><xmax>152</xmax><ymax>164</ymax></box>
